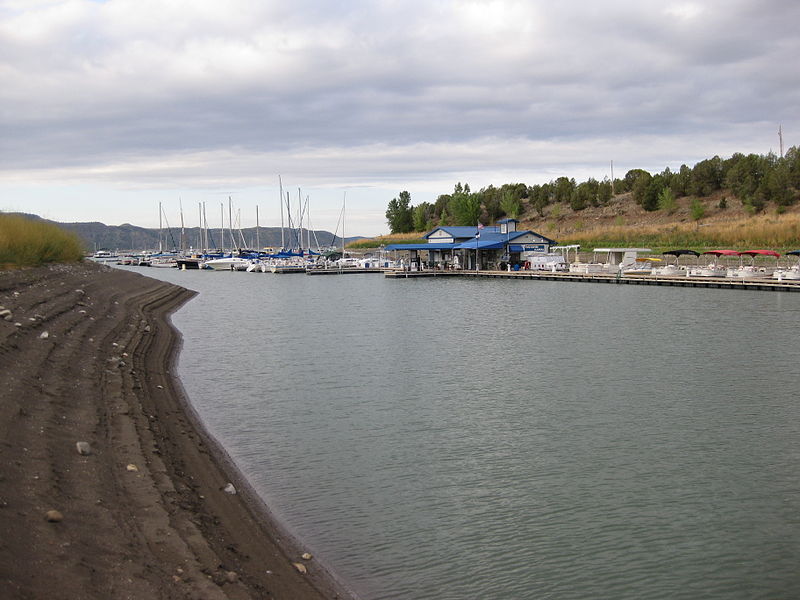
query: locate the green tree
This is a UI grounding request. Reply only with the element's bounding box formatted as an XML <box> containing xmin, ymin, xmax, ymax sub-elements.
<box><xmin>690</xmin><ymin>197</ymin><xmax>705</xmax><ymax>221</ymax></box>
<box><xmin>449</xmin><ymin>191</ymin><xmax>482</xmax><ymax>226</ymax></box>
<box><xmin>689</xmin><ymin>156</ymin><xmax>723</xmax><ymax>196</ymax></box>
<box><xmin>623</xmin><ymin>169</ymin><xmax>650</xmax><ymax>194</ymax></box>
<box><xmin>479</xmin><ymin>186</ymin><xmax>503</xmax><ymax>222</ymax></box>
<box><xmin>642</xmin><ymin>175</ymin><xmax>665</xmax><ymax>211</ymax></box>
<box><xmin>572</xmin><ymin>181</ymin><xmax>595</xmax><ymax>211</ymax></box>
<box><xmin>499</xmin><ymin>193</ymin><xmax>522</xmax><ymax>218</ymax></box>
<box><xmin>658</xmin><ymin>187</ymin><xmax>677</xmax><ymax>214</ymax></box>
<box><xmin>630</xmin><ymin>170</ymin><xmax>652</xmax><ymax>206</ymax></box>
<box><xmin>385</xmin><ymin>191</ymin><xmax>414</xmax><ymax>233</ymax></box>
<box><xmin>597</xmin><ymin>178</ymin><xmax>613</xmax><ymax>205</ymax></box>
<box><xmin>412</xmin><ymin>202</ymin><xmax>434</xmax><ymax>231</ymax></box>
<box><xmin>786</xmin><ymin>146</ymin><xmax>800</xmax><ymax>188</ymax></box>
<box><xmin>670</xmin><ymin>164</ymin><xmax>691</xmax><ymax>197</ymax></box>
<box><xmin>554</xmin><ymin>177</ymin><xmax>576</xmax><ymax>204</ymax></box>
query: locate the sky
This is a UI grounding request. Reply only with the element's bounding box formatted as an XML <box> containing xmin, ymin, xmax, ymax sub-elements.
<box><xmin>1</xmin><ymin>0</ymin><xmax>798</xmax><ymax>236</ymax></box>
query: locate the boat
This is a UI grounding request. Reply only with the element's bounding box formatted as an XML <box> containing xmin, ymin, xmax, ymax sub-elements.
<box><xmin>149</xmin><ymin>253</ymin><xmax>178</xmax><ymax>268</ymax></box>
<box><xmin>569</xmin><ymin>248</ymin><xmax>651</xmax><ymax>275</ymax></box>
<box><xmin>727</xmin><ymin>250</ymin><xmax>778</xmax><ymax>279</ymax></box>
<box><xmin>689</xmin><ymin>250</ymin><xmax>738</xmax><ymax>277</ymax></box>
<box><xmin>773</xmin><ymin>250</ymin><xmax>800</xmax><ymax>280</ymax></box>
<box><xmin>176</xmin><ymin>256</ymin><xmax>203</xmax><ymax>270</ymax></box>
<box><xmin>91</xmin><ymin>250</ymin><xmax>117</xmax><ymax>261</ymax></box>
<box><xmin>204</xmin><ymin>256</ymin><xmax>252</xmax><ymax>271</ymax></box>
<box><xmin>622</xmin><ymin>257</ymin><xmax>660</xmax><ymax>275</ymax></box>
<box><xmin>654</xmin><ymin>249</ymin><xmax>699</xmax><ymax>276</ymax></box>
<box><xmin>524</xmin><ymin>252</ymin><xmax>569</xmax><ymax>272</ymax></box>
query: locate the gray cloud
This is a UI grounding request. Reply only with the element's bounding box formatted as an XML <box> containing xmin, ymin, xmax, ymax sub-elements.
<box><xmin>1</xmin><ymin>0</ymin><xmax>798</xmax><ymax>230</ymax></box>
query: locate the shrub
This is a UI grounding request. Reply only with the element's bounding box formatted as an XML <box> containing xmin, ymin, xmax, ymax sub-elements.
<box><xmin>0</xmin><ymin>214</ymin><xmax>84</xmax><ymax>267</ymax></box>
<box><xmin>690</xmin><ymin>198</ymin><xmax>705</xmax><ymax>221</ymax></box>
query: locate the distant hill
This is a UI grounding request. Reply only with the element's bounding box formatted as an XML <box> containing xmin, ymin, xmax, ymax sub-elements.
<box><xmin>3</xmin><ymin>212</ymin><xmax>363</xmax><ymax>252</ymax></box>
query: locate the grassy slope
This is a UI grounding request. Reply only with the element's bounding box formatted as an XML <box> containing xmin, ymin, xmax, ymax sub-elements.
<box><xmin>356</xmin><ymin>192</ymin><xmax>800</xmax><ymax>252</ymax></box>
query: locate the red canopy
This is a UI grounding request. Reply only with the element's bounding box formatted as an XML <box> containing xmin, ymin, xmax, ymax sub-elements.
<box><xmin>740</xmin><ymin>250</ymin><xmax>780</xmax><ymax>258</ymax></box>
<box><xmin>702</xmin><ymin>250</ymin><xmax>741</xmax><ymax>256</ymax></box>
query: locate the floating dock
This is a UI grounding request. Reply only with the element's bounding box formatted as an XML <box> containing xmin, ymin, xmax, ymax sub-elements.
<box><xmin>306</xmin><ymin>268</ymin><xmax>385</xmax><ymax>276</ymax></box>
<box><xmin>384</xmin><ymin>269</ymin><xmax>800</xmax><ymax>292</ymax></box>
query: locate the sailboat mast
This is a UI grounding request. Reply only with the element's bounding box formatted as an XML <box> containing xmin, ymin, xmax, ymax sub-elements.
<box><xmin>220</xmin><ymin>203</ymin><xmax>224</xmax><ymax>252</ymax></box>
<box><xmin>342</xmin><ymin>191</ymin><xmax>346</xmax><ymax>257</ymax></box>
<box><xmin>256</xmin><ymin>205</ymin><xmax>260</xmax><ymax>250</ymax></box>
<box><xmin>158</xmin><ymin>201</ymin><xmax>163</xmax><ymax>253</ymax></box>
<box><xmin>202</xmin><ymin>202</ymin><xmax>209</xmax><ymax>251</ymax></box>
<box><xmin>306</xmin><ymin>196</ymin><xmax>311</xmax><ymax>251</ymax></box>
<box><xmin>179</xmin><ymin>198</ymin><xmax>185</xmax><ymax>252</ymax></box>
<box><xmin>228</xmin><ymin>196</ymin><xmax>234</xmax><ymax>250</ymax></box>
<box><xmin>279</xmin><ymin>176</ymin><xmax>285</xmax><ymax>250</ymax></box>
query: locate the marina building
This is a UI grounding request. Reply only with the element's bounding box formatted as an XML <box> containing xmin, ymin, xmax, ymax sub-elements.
<box><xmin>385</xmin><ymin>219</ymin><xmax>557</xmax><ymax>270</ymax></box>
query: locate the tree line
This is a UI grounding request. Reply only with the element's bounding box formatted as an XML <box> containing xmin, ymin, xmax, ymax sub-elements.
<box><xmin>385</xmin><ymin>147</ymin><xmax>800</xmax><ymax>234</ymax></box>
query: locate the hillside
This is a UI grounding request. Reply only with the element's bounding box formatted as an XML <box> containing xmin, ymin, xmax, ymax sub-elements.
<box><xmin>367</xmin><ymin>191</ymin><xmax>800</xmax><ymax>251</ymax></box>
<box><xmin>523</xmin><ymin>191</ymin><xmax>800</xmax><ymax>251</ymax></box>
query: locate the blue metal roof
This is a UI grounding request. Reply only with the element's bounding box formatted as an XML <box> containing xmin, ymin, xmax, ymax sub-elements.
<box><xmin>384</xmin><ymin>243</ymin><xmax>457</xmax><ymax>251</ymax></box>
<box><xmin>454</xmin><ymin>238</ymin><xmax>506</xmax><ymax>250</ymax></box>
<box><xmin>424</xmin><ymin>226</ymin><xmax>500</xmax><ymax>239</ymax></box>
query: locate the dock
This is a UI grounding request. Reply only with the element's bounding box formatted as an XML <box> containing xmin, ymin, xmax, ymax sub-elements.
<box><xmin>384</xmin><ymin>269</ymin><xmax>800</xmax><ymax>292</ymax></box>
<box><xmin>306</xmin><ymin>268</ymin><xmax>385</xmax><ymax>276</ymax></box>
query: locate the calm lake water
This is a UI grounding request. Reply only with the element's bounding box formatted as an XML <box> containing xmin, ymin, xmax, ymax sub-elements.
<box><xmin>125</xmin><ymin>266</ymin><xmax>800</xmax><ymax>599</ymax></box>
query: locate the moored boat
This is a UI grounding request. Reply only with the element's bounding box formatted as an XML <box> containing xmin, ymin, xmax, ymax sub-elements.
<box><xmin>689</xmin><ymin>250</ymin><xmax>738</xmax><ymax>277</ymax></box>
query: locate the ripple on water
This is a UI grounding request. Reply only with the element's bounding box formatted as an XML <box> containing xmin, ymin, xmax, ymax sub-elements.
<box><xmin>128</xmin><ymin>268</ymin><xmax>800</xmax><ymax>600</ymax></box>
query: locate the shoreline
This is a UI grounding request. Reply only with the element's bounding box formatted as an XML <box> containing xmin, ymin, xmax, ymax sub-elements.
<box><xmin>0</xmin><ymin>261</ymin><xmax>356</xmax><ymax>599</ymax></box>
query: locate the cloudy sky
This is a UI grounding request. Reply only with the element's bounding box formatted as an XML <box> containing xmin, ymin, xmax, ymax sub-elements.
<box><xmin>1</xmin><ymin>0</ymin><xmax>798</xmax><ymax>235</ymax></box>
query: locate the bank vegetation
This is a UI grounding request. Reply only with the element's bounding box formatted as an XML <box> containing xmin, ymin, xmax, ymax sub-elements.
<box><xmin>0</xmin><ymin>213</ymin><xmax>85</xmax><ymax>268</ymax></box>
<box><xmin>373</xmin><ymin>147</ymin><xmax>800</xmax><ymax>251</ymax></box>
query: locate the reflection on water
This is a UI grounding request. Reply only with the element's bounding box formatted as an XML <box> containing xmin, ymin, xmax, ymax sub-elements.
<box><xmin>129</xmin><ymin>266</ymin><xmax>800</xmax><ymax>599</ymax></box>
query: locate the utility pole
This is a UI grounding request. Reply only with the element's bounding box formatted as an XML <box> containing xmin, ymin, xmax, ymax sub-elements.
<box><xmin>779</xmin><ymin>124</ymin><xmax>784</xmax><ymax>158</ymax></box>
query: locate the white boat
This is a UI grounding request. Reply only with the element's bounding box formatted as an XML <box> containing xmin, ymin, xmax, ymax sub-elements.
<box><xmin>773</xmin><ymin>266</ymin><xmax>800</xmax><ymax>280</ymax></box>
<box><xmin>655</xmin><ymin>249</ymin><xmax>698</xmax><ymax>276</ymax></box>
<box><xmin>689</xmin><ymin>250</ymin><xmax>739</xmax><ymax>277</ymax></box>
<box><xmin>570</xmin><ymin>248</ymin><xmax>651</xmax><ymax>275</ymax></box>
<box><xmin>726</xmin><ymin>265</ymin><xmax>770</xmax><ymax>279</ymax></box>
<box><xmin>773</xmin><ymin>250</ymin><xmax>800</xmax><ymax>280</ymax></box>
<box><xmin>652</xmin><ymin>264</ymin><xmax>685</xmax><ymax>276</ymax></box>
<box><xmin>622</xmin><ymin>257</ymin><xmax>660</xmax><ymax>275</ymax></box>
<box><xmin>524</xmin><ymin>252</ymin><xmax>568</xmax><ymax>272</ymax></box>
<box><xmin>91</xmin><ymin>250</ymin><xmax>117</xmax><ymax>261</ymax></box>
<box><xmin>150</xmin><ymin>259</ymin><xmax>177</xmax><ymax>268</ymax></box>
<box><xmin>689</xmin><ymin>264</ymin><xmax>728</xmax><ymax>277</ymax></box>
<box><xmin>246</xmin><ymin>261</ymin><xmax>268</xmax><ymax>273</ymax></box>
<box><xmin>727</xmin><ymin>250</ymin><xmax>779</xmax><ymax>279</ymax></box>
<box><xmin>204</xmin><ymin>256</ymin><xmax>252</xmax><ymax>271</ymax></box>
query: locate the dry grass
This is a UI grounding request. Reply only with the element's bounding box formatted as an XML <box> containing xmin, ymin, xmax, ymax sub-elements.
<box><xmin>561</xmin><ymin>212</ymin><xmax>800</xmax><ymax>251</ymax></box>
<box><xmin>348</xmin><ymin>232</ymin><xmax>427</xmax><ymax>249</ymax></box>
<box><xmin>0</xmin><ymin>214</ymin><xmax>85</xmax><ymax>268</ymax></box>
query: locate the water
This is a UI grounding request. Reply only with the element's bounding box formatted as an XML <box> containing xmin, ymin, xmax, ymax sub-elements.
<box><xmin>128</xmin><ymin>266</ymin><xmax>800</xmax><ymax>599</ymax></box>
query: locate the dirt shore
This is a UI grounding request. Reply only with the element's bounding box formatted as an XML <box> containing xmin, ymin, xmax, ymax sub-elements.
<box><xmin>0</xmin><ymin>261</ymin><xmax>354</xmax><ymax>599</ymax></box>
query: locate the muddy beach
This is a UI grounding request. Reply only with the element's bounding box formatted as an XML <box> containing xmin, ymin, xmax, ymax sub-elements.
<box><xmin>0</xmin><ymin>261</ymin><xmax>352</xmax><ymax>599</ymax></box>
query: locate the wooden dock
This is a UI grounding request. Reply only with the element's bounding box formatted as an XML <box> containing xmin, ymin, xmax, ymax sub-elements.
<box><xmin>384</xmin><ymin>269</ymin><xmax>800</xmax><ymax>292</ymax></box>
